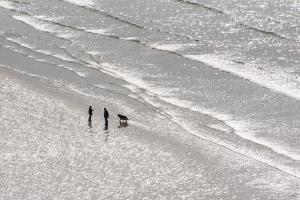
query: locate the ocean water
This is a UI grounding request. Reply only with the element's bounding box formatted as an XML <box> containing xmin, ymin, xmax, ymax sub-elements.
<box><xmin>0</xmin><ymin>0</ymin><xmax>299</xmax><ymax>181</ymax></box>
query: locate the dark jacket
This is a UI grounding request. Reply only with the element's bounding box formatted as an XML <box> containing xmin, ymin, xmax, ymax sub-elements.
<box><xmin>104</xmin><ymin>109</ymin><xmax>109</xmax><ymax>119</ymax></box>
<box><xmin>88</xmin><ymin>107</ymin><xmax>93</xmax><ymax>115</ymax></box>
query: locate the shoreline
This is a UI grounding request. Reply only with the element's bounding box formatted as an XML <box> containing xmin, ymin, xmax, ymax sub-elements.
<box><xmin>1</xmin><ymin>63</ymin><xmax>299</xmax><ymax>199</ymax></box>
<box><xmin>0</xmin><ymin>1</ymin><xmax>299</xmax><ymax>198</ymax></box>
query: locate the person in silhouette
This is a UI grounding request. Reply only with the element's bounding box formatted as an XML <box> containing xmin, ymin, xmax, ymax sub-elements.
<box><xmin>88</xmin><ymin>106</ymin><xmax>93</xmax><ymax>124</ymax></box>
<box><xmin>104</xmin><ymin>107</ymin><xmax>109</xmax><ymax>130</ymax></box>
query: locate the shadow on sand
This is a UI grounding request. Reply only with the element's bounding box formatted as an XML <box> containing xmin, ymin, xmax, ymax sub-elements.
<box><xmin>88</xmin><ymin>121</ymin><xmax>92</xmax><ymax>128</ymax></box>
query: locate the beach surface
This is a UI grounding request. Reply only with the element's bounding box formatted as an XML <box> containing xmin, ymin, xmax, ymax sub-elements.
<box><xmin>0</xmin><ymin>46</ymin><xmax>299</xmax><ymax>199</ymax></box>
<box><xmin>0</xmin><ymin>0</ymin><xmax>299</xmax><ymax>199</ymax></box>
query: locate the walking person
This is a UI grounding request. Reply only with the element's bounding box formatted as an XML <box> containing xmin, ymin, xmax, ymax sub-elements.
<box><xmin>88</xmin><ymin>106</ymin><xmax>93</xmax><ymax>123</ymax></box>
<box><xmin>104</xmin><ymin>107</ymin><xmax>109</xmax><ymax>130</ymax></box>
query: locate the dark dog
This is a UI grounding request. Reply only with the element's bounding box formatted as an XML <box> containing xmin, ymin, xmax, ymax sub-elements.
<box><xmin>117</xmin><ymin>114</ymin><xmax>128</xmax><ymax>123</ymax></box>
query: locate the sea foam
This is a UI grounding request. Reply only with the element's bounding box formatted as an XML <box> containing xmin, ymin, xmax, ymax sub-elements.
<box><xmin>89</xmin><ymin>61</ymin><xmax>300</xmax><ymax>165</ymax></box>
<box><xmin>184</xmin><ymin>54</ymin><xmax>300</xmax><ymax>101</ymax></box>
<box><xmin>63</xmin><ymin>0</ymin><xmax>95</xmax><ymax>7</ymax></box>
<box><xmin>13</xmin><ymin>15</ymin><xmax>78</xmax><ymax>39</ymax></box>
<box><xmin>150</xmin><ymin>43</ymin><xmax>196</xmax><ymax>52</ymax></box>
<box><xmin>86</xmin><ymin>29</ymin><xmax>109</xmax><ymax>35</ymax></box>
<box><xmin>0</xmin><ymin>0</ymin><xmax>15</xmax><ymax>9</ymax></box>
<box><xmin>13</xmin><ymin>15</ymin><xmax>53</xmax><ymax>32</ymax></box>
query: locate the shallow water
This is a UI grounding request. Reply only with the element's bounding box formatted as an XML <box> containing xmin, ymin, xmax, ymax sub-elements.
<box><xmin>0</xmin><ymin>0</ymin><xmax>299</xmax><ymax>181</ymax></box>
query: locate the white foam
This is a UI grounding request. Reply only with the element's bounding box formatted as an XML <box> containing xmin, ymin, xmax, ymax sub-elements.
<box><xmin>207</xmin><ymin>124</ymin><xmax>231</xmax><ymax>133</ymax></box>
<box><xmin>85</xmin><ymin>61</ymin><xmax>300</xmax><ymax>162</ymax></box>
<box><xmin>171</xmin><ymin>112</ymin><xmax>300</xmax><ymax>178</ymax></box>
<box><xmin>34</xmin><ymin>59</ymin><xmax>47</xmax><ymax>62</ymax></box>
<box><xmin>141</xmin><ymin>92</ymin><xmax>300</xmax><ymax>176</ymax></box>
<box><xmin>13</xmin><ymin>15</ymin><xmax>53</xmax><ymax>32</ymax></box>
<box><xmin>13</xmin><ymin>15</ymin><xmax>77</xmax><ymax>39</ymax></box>
<box><xmin>56</xmin><ymin>32</ymin><xmax>77</xmax><ymax>39</ymax></box>
<box><xmin>0</xmin><ymin>64</ymin><xmax>49</xmax><ymax>82</ymax></box>
<box><xmin>123</xmin><ymin>84</ymin><xmax>138</xmax><ymax>92</ymax></box>
<box><xmin>150</xmin><ymin>43</ymin><xmax>196</xmax><ymax>52</ymax></box>
<box><xmin>0</xmin><ymin>0</ymin><xmax>15</xmax><ymax>9</ymax></box>
<box><xmin>95</xmin><ymin>64</ymin><xmax>177</xmax><ymax>96</ymax></box>
<box><xmin>34</xmin><ymin>15</ymin><xmax>64</xmax><ymax>22</ymax></box>
<box><xmin>32</xmin><ymin>15</ymin><xmax>77</xmax><ymax>39</ymax></box>
<box><xmin>63</xmin><ymin>0</ymin><xmax>95</xmax><ymax>7</ymax></box>
<box><xmin>62</xmin><ymin>66</ymin><xmax>88</xmax><ymax>77</ymax></box>
<box><xmin>86</xmin><ymin>51</ymin><xmax>102</xmax><ymax>56</ymax></box>
<box><xmin>2</xmin><ymin>45</ymin><xmax>24</xmax><ymax>54</ymax></box>
<box><xmin>86</xmin><ymin>29</ymin><xmax>109</xmax><ymax>35</ymax></box>
<box><xmin>35</xmin><ymin>49</ymin><xmax>52</xmax><ymax>55</ymax></box>
<box><xmin>128</xmin><ymin>94</ymin><xmax>138</xmax><ymax>99</ymax></box>
<box><xmin>99</xmin><ymin>63</ymin><xmax>155</xmax><ymax>93</ymax></box>
<box><xmin>184</xmin><ymin>54</ymin><xmax>300</xmax><ymax>100</ymax></box>
<box><xmin>33</xmin><ymin>49</ymin><xmax>76</xmax><ymax>63</ymax></box>
<box><xmin>89</xmin><ymin>63</ymin><xmax>235</xmax><ymax>129</ymax></box>
<box><xmin>75</xmin><ymin>71</ymin><xmax>88</xmax><ymax>77</ymax></box>
<box><xmin>53</xmin><ymin>54</ymin><xmax>77</xmax><ymax>62</ymax></box>
<box><xmin>5</xmin><ymin>37</ymin><xmax>36</xmax><ymax>50</ymax></box>
<box><xmin>123</xmin><ymin>37</ymin><xmax>140</xmax><ymax>41</ymax></box>
<box><xmin>225</xmin><ymin>120</ymin><xmax>300</xmax><ymax>161</ymax></box>
<box><xmin>193</xmin><ymin>104</ymin><xmax>300</xmax><ymax>161</ymax></box>
<box><xmin>82</xmin><ymin>61</ymin><xmax>300</xmax><ymax>176</ymax></box>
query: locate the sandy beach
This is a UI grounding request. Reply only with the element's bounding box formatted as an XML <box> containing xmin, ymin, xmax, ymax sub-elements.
<box><xmin>0</xmin><ymin>0</ymin><xmax>299</xmax><ymax>199</ymax></box>
<box><xmin>0</xmin><ymin>46</ymin><xmax>299</xmax><ymax>199</ymax></box>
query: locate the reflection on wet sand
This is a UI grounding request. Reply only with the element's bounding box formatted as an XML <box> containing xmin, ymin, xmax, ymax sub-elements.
<box><xmin>118</xmin><ymin>121</ymin><xmax>128</xmax><ymax>128</ymax></box>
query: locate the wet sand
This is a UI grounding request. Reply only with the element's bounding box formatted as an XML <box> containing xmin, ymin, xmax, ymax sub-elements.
<box><xmin>0</xmin><ymin>47</ymin><xmax>299</xmax><ymax>199</ymax></box>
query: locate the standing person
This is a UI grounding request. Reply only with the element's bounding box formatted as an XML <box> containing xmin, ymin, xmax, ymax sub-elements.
<box><xmin>104</xmin><ymin>107</ymin><xmax>109</xmax><ymax>130</ymax></box>
<box><xmin>88</xmin><ymin>106</ymin><xmax>93</xmax><ymax>123</ymax></box>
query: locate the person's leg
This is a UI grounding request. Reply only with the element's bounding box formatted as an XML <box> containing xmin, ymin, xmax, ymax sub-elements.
<box><xmin>104</xmin><ymin>118</ymin><xmax>108</xmax><ymax>130</ymax></box>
